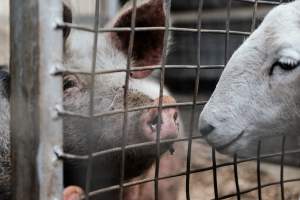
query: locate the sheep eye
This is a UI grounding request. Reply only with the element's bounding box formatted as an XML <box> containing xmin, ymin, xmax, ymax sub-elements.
<box><xmin>270</xmin><ymin>61</ymin><xmax>299</xmax><ymax>75</ymax></box>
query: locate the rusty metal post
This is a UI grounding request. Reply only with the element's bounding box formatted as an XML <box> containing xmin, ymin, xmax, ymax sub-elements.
<box><xmin>10</xmin><ymin>0</ymin><xmax>63</xmax><ymax>199</ymax></box>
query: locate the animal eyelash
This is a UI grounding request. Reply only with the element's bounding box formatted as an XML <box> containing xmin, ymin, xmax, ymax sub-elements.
<box><xmin>269</xmin><ymin>60</ymin><xmax>299</xmax><ymax>75</ymax></box>
<box><xmin>279</xmin><ymin>57</ymin><xmax>299</xmax><ymax>66</ymax></box>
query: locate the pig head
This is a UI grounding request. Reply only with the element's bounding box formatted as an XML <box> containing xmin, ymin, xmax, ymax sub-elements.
<box><xmin>62</xmin><ymin>0</ymin><xmax>180</xmax><ymax>198</ymax></box>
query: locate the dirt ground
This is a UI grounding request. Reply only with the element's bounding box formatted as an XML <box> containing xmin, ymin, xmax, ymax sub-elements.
<box><xmin>126</xmin><ymin>141</ymin><xmax>300</xmax><ymax>200</ymax></box>
<box><xmin>179</xmin><ymin>141</ymin><xmax>300</xmax><ymax>200</ymax></box>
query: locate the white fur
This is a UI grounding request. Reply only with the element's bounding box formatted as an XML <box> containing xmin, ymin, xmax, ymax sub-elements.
<box><xmin>199</xmin><ymin>1</ymin><xmax>300</xmax><ymax>161</ymax></box>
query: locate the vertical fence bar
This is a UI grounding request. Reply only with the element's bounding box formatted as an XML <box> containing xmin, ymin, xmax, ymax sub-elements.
<box><xmin>224</xmin><ymin>0</ymin><xmax>232</xmax><ymax>64</ymax></box>
<box><xmin>212</xmin><ymin>147</ymin><xmax>219</xmax><ymax>200</ymax></box>
<box><xmin>185</xmin><ymin>0</ymin><xmax>203</xmax><ymax>199</ymax></box>
<box><xmin>85</xmin><ymin>0</ymin><xmax>100</xmax><ymax>199</ymax></box>
<box><xmin>37</xmin><ymin>0</ymin><xmax>64</xmax><ymax>198</ymax></box>
<box><xmin>10</xmin><ymin>1</ymin><xmax>40</xmax><ymax>198</ymax></box>
<box><xmin>154</xmin><ymin>0</ymin><xmax>172</xmax><ymax>199</ymax></box>
<box><xmin>233</xmin><ymin>154</ymin><xmax>241</xmax><ymax>200</ymax></box>
<box><xmin>256</xmin><ymin>141</ymin><xmax>262</xmax><ymax>200</ymax></box>
<box><xmin>120</xmin><ymin>0</ymin><xmax>137</xmax><ymax>199</ymax></box>
<box><xmin>251</xmin><ymin>0</ymin><xmax>258</xmax><ymax>32</ymax></box>
<box><xmin>280</xmin><ymin>136</ymin><xmax>286</xmax><ymax>200</ymax></box>
<box><xmin>10</xmin><ymin>0</ymin><xmax>64</xmax><ymax>199</ymax></box>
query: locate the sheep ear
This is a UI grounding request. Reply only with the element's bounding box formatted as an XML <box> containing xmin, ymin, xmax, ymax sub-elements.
<box><xmin>63</xmin><ymin>3</ymin><xmax>72</xmax><ymax>40</ymax></box>
<box><xmin>111</xmin><ymin>0</ymin><xmax>166</xmax><ymax>79</ymax></box>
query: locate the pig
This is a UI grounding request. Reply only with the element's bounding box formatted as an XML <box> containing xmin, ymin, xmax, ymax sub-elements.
<box><xmin>62</xmin><ymin>0</ymin><xmax>181</xmax><ymax>198</ymax></box>
<box><xmin>199</xmin><ymin>1</ymin><xmax>300</xmax><ymax>165</ymax></box>
<box><xmin>0</xmin><ymin>0</ymin><xmax>182</xmax><ymax>199</ymax></box>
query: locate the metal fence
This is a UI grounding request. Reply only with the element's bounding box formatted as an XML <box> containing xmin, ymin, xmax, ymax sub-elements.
<box><xmin>9</xmin><ymin>0</ymin><xmax>300</xmax><ymax>200</ymax></box>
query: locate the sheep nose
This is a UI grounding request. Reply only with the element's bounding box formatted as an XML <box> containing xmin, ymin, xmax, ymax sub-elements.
<box><xmin>199</xmin><ymin>118</ymin><xmax>215</xmax><ymax>137</ymax></box>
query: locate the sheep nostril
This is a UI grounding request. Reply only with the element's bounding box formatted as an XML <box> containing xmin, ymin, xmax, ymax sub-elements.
<box><xmin>199</xmin><ymin>122</ymin><xmax>215</xmax><ymax>137</ymax></box>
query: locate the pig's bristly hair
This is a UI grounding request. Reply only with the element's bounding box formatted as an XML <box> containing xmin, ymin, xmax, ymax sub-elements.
<box><xmin>0</xmin><ymin>73</ymin><xmax>10</xmax><ymax>199</ymax></box>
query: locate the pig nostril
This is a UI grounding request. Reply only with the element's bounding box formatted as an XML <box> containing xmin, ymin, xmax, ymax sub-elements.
<box><xmin>149</xmin><ymin>115</ymin><xmax>160</xmax><ymax>132</ymax></box>
<box><xmin>173</xmin><ymin>112</ymin><xmax>178</xmax><ymax>122</ymax></box>
<box><xmin>151</xmin><ymin>115</ymin><xmax>159</xmax><ymax>126</ymax></box>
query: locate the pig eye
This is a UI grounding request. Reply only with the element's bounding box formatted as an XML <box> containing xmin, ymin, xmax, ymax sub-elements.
<box><xmin>270</xmin><ymin>60</ymin><xmax>299</xmax><ymax>75</ymax></box>
<box><xmin>63</xmin><ymin>75</ymin><xmax>78</xmax><ymax>90</ymax></box>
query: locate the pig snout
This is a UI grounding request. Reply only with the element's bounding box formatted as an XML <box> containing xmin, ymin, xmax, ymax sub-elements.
<box><xmin>140</xmin><ymin>96</ymin><xmax>179</xmax><ymax>141</ymax></box>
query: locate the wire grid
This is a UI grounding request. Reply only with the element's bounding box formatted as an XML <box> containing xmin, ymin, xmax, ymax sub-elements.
<box><xmin>55</xmin><ymin>0</ymin><xmax>300</xmax><ymax>199</ymax></box>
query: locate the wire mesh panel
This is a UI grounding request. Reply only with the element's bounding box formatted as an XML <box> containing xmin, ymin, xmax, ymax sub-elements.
<box><xmin>7</xmin><ymin>0</ymin><xmax>300</xmax><ymax>199</ymax></box>
<box><xmin>54</xmin><ymin>0</ymin><xmax>300</xmax><ymax>199</ymax></box>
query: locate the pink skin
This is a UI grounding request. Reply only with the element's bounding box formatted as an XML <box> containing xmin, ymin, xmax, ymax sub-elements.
<box><xmin>140</xmin><ymin>96</ymin><xmax>179</xmax><ymax>141</ymax></box>
<box><xmin>63</xmin><ymin>186</ymin><xmax>84</xmax><ymax>200</ymax></box>
<box><xmin>124</xmin><ymin>151</ymin><xmax>183</xmax><ymax>200</ymax></box>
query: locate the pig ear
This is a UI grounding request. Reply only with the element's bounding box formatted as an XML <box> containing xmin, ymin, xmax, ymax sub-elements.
<box><xmin>111</xmin><ymin>0</ymin><xmax>166</xmax><ymax>78</ymax></box>
<box><xmin>63</xmin><ymin>3</ymin><xmax>72</xmax><ymax>40</ymax></box>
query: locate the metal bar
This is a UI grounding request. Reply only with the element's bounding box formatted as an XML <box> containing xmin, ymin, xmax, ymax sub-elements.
<box><xmin>119</xmin><ymin>0</ymin><xmax>137</xmax><ymax>199</ymax></box>
<box><xmin>55</xmin><ymin>64</ymin><xmax>225</xmax><ymax>76</ymax></box>
<box><xmin>57</xmin><ymin>136</ymin><xmax>203</xmax><ymax>160</ymax></box>
<box><xmin>10</xmin><ymin>0</ymin><xmax>39</xmax><ymax>200</ymax></box>
<box><xmin>185</xmin><ymin>1</ymin><xmax>204</xmax><ymax>199</ymax></box>
<box><xmin>57</xmin><ymin>140</ymin><xmax>300</xmax><ymax>163</ymax></box>
<box><xmin>212</xmin><ymin>148</ymin><xmax>219</xmax><ymax>200</ymax></box>
<box><xmin>233</xmin><ymin>0</ymin><xmax>280</xmax><ymax>5</ymax></box>
<box><xmin>58</xmin><ymin>101</ymin><xmax>208</xmax><ymax>118</ymax></box>
<box><xmin>257</xmin><ymin>141</ymin><xmax>262</xmax><ymax>200</ymax></box>
<box><xmin>10</xmin><ymin>0</ymin><xmax>64</xmax><ymax>199</ymax></box>
<box><xmin>225</xmin><ymin>0</ymin><xmax>232</xmax><ymax>64</ymax></box>
<box><xmin>154</xmin><ymin>1</ymin><xmax>172</xmax><ymax>199</ymax></box>
<box><xmin>85</xmin><ymin>0</ymin><xmax>100</xmax><ymax>199</ymax></box>
<box><xmin>37</xmin><ymin>0</ymin><xmax>64</xmax><ymax>198</ymax></box>
<box><xmin>233</xmin><ymin>154</ymin><xmax>241</xmax><ymax>200</ymax></box>
<box><xmin>251</xmin><ymin>0</ymin><xmax>259</xmax><ymax>32</ymax></box>
<box><xmin>280</xmin><ymin>136</ymin><xmax>286</xmax><ymax>200</ymax></box>
<box><xmin>10</xmin><ymin>1</ymin><xmax>40</xmax><ymax>198</ymax></box>
<box><xmin>57</xmin><ymin>23</ymin><xmax>251</xmax><ymax>36</ymax></box>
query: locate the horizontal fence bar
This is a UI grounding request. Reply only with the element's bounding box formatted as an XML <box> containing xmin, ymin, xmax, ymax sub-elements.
<box><xmin>57</xmin><ymin>136</ymin><xmax>300</xmax><ymax>170</ymax></box>
<box><xmin>57</xmin><ymin>101</ymin><xmax>207</xmax><ymax>118</ymax></box>
<box><xmin>57</xmin><ymin>23</ymin><xmax>251</xmax><ymax>36</ymax></box>
<box><xmin>233</xmin><ymin>0</ymin><xmax>281</xmax><ymax>5</ymax></box>
<box><xmin>56</xmin><ymin>136</ymin><xmax>204</xmax><ymax>160</ymax></box>
<box><xmin>55</xmin><ymin>65</ymin><xmax>225</xmax><ymax>76</ymax></box>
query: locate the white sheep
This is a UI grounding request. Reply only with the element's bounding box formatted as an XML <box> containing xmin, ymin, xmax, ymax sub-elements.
<box><xmin>199</xmin><ymin>0</ymin><xmax>300</xmax><ymax>165</ymax></box>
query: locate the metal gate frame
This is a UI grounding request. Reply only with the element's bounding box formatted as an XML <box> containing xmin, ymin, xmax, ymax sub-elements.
<box><xmin>10</xmin><ymin>0</ymin><xmax>63</xmax><ymax>199</ymax></box>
